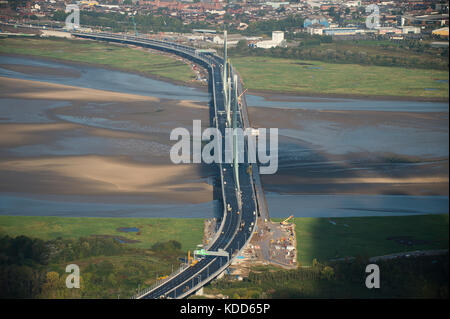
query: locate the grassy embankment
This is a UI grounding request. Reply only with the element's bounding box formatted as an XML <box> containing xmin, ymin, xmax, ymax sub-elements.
<box><xmin>289</xmin><ymin>214</ymin><xmax>449</xmax><ymax>266</ymax></box>
<box><xmin>0</xmin><ymin>216</ymin><xmax>204</xmax><ymax>298</ymax></box>
<box><xmin>0</xmin><ymin>214</ymin><xmax>447</xmax><ymax>298</ymax></box>
<box><xmin>1</xmin><ymin>37</ymin><xmax>448</xmax><ymax>99</ymax></box>
<box><xmin>201</xmin><ymin>253</ymin><xmax>449</xmax><ymax>299</ymax></box>
<box><xmin>0</xmin><ymin>37</ymin><xmax>196</xmax><ymax>83</ymax></box>
<box><xmin>202</xmin><ymin>214</ymin><xmax>449</xmax><ymax>299</ymax></box>
<box><xmin>1</xmin><ymin>214</ymin><xmax>448</xmax><ymax>265</ymax></box>
<box><xmin>0</xmin><ymin>215</ymin><xmax>203</xmax><ymax>252</ymax></box>
<box><xmin>232</xmin><ymin>56</ymin><xmax>449</xmax><ymax>99</ymax></box>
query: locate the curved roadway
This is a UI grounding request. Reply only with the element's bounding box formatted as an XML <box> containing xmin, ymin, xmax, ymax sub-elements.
<box><xmin>72</xmin><ymin>32</ymin><xmax>262</xmax><ymax>299</ymax></box>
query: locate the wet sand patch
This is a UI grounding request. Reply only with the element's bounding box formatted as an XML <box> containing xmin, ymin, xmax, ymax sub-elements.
<box><xmin>0</xmin><ymin>122</ymin><xmax>80</xmax><ymax>147</ymax></box>
<box><xmin>0</xmin><ymin>76</ymin><xmax>160</xmax><ymax>102</ymax></box>
<box><xmin>249</xmin><ymin>106</ymin><xmax>448</xmax><ymax>196</ymax></box>
<box><xmin>0</xmin><ymin>74</ymin><xmax>214</xmax><ymax>207</ymax></box>
<box><xmin>0</xmin><ymin>155</ymin><xmax>213</xmax><ymax>203</ymax></box>
<box><xmin>0</xmin><ymin>63</ymin><xmax>81</xmax><ymax>78</ymax></box>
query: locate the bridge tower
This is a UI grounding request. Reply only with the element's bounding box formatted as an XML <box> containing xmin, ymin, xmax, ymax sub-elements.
<box><xmin>226</xmin><ymin>76</ymin><xmax>231</xmax><ymax>126</ymax></box>
<box><xmin>223</xmin><ymin>30</ymin><xmax>228</xmax><ymax>116</ymax></box>
<box><xmin>233</xmin><ymin>74</ymin><xmax>240</xmax><ymax>194</ymax></box>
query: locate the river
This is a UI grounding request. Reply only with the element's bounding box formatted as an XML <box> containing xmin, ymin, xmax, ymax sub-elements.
<box><xmin>0</xmin><ymin>55</ymin><xmax>448</xmax><ymax>218</ymax></box>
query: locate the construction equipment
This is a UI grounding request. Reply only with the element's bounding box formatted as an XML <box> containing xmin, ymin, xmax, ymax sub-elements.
<box><xmin>237</xmin><ymin>88</ymin><xmax>248</xmax><ymax>105</ymax></box>
<box><xmin>187</xmin><ymin>250</ymin><xmax>198</xmax><ymax>266</ymax></box>
<box><xmin>281</xmin><ymin>215</ymin><xmax>294</xmax><ymax>225</ymax></box>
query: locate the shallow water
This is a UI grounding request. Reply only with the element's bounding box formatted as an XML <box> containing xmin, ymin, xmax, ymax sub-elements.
<box><xmin>0</xmin><ymin>98</ymin><xmax>70</xmax><ymax>123</ymax></box>
<box><xmin>1</xmin><ymin>55</ymin><xmax>447</xmax><ymax>112</ymax></box>
<box><xmin>246</xmin><ymin>94</ymin><xmax>449</xmax><ymax>112</ymax></box>
<box><xmin>8</xmin><ymin>135</ymin><xmax>171</xmax><ymax>162</ymax></box>
<box><xmin>265</xmin><ymin>193</ymin><xmax>449</xmax><ymax>218</ymax></box>
<box><xmin>0</xmin><ymin>193</ymin><xmax>219</xmax><ymax>218</ymax></box>
<box><xmin>279</xmin><ymin>123</ymin><xmax>449</xmax><ymax>158</ymax></box>
<box><xmin>0</xmin><ymin>56</ymin><xmax>448</xmax><ymax>219</ymax></box>
<box><xmin>0</xmin><ymin>192</ymin><xmax>447</xmax><ymax>218</ymax></box>
<box><xmin>0</xmin><ymin>56</ymin><xmax>209</xmax><ymax>102</ymax></box>
<box><xmin>118</xmin><ymin>227</ymin><xmax>139</xmax><ymax>232</ymax></box>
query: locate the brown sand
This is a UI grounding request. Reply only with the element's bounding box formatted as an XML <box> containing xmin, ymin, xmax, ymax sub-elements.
<box><xmin>0</xmin><ymin>123</ymin><xmax>79</xmax><ymax>147</ymax></box>
<box><xmin>0</xmin><ymin>75</ymin><xmax>213</xmax><ymax>204</ymax></box>
<box><xmin>1</xmin><ymin>65</ymin><xmax>448</xmax><ymax>204</ymax></box>
<box><xmin>0</xmin><ymin>156</ymin><xmax>212</xmax><ymax>203</ymax></box>
<box><xmin>0</xmin><ymin>76</ymin><xmax>159</xmax><ymax>102</ymax></box>
<box><xmin>248</xmin><ymin>107</ymin><xmax>449</xmax><ymax>196</ymax></box>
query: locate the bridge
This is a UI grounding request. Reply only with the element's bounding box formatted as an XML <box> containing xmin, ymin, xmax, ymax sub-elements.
<box><xmin>72</xmin><ymin>31</ymin><xmax>270</xmax><ymax>299</ymax></box>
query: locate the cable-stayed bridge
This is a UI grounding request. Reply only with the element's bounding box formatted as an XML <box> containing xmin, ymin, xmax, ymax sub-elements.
<box><xmin>72</xmin><ymin>31</ymin><xmax>269</xmax><ymax>299</ymax></box>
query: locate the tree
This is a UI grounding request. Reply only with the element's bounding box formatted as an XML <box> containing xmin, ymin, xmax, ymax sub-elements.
<box><xmin>45</xmin><ymin>271</ymin><xmax>60</xmax><ymax>289</ymax></box>
<box><xmin>236</xmin><ymin>40</ymin><xmax>248</xmax><ymax>52</ymax></box>
<box><xmin>312</xmin><ymin>258</ymin><xmax>319</xmax><ymax>268</ymax></box>
<box><xmin>321</xmin><ymin>266</ymin><xmax>335</xmax><ymax>281</ymax></box>
<box><xmin>8</xmin><ymin>0</ymin><xmax>30</xmax><ymax>10</ymax></box>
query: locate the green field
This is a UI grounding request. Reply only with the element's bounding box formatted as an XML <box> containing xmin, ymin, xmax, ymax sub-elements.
<box><xmin>202</xmin><ymin>252</ymin><xmax>448</xmax><ymax>299</ymax></box>
<box><xmin>289</xmin><ymin>214</ymin><xmax>449</xmax><ymax>266</ymax></box>
<box><xmin>0</xmin><ymin>216</ymin><xmax>204</xmax><ymax>252</ymax></box>
<box><xmin>232</xmin><ymin>56</ymin><xmax>449</xmax><ymax>99</ymax></box>
<box><xmin>1</xmin><ymin>37</ymin><xmax>448</xmax><ymax>99</ymax></box>
<box><xmin>0</xmin><ymin>37</ymin><xmax>196</xmax><ymax>83</ymax></box>
<box><xmin>1</xmin><ymin>214</ymin><xmax>448</xmax><ymax>298</ymax></box>
<box><xmin>0</xmin><ymin>216</ymin><xmax>204</xmax><ymax>298</ymax></box>
<box><xmin>1</xmin><ymin>214</ymin><xmax>447</xmax><ymax>265</ymax></box>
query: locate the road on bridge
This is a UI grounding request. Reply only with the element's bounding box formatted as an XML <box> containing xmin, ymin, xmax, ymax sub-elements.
<box><xmin>72</xmin><ymin>32</ymin><xmax>268</xmax><ymax>299</ymax></box>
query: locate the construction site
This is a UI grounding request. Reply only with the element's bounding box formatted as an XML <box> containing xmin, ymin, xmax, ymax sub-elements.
<box><xmin>203</xmin><ymin>215</ymin><xmax>298</xmax><ymax>280</ymax></box>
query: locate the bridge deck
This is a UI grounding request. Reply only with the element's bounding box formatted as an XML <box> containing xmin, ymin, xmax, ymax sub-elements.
<box><xmin>72</xmin><ymin>32</ymin><xmax>266</xmax><ymax>299</ymax></box>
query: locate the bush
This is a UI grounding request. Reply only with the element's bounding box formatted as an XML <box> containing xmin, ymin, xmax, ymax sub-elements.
<box><xmin>320</xmin><ymin>266</ymin><xmax>335</xmax><ymax>281</ymax></box>
<box><xmin>151</xmin><ymin>240</ymin><xmax>182</xmax><ymax>252</ymax></box>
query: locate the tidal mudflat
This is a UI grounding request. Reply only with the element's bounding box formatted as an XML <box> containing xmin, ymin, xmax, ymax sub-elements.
<box><xmin>0</xmin><ymin>58</ymin><xmax>214</xmax><ymax>218</ymax></box>
<box><xmin>0</xmin><ymin>56</ymin><xmax>448</xmax><ymax>218</ymax></box>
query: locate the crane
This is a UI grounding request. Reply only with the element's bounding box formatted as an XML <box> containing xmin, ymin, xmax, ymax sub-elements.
<box><xmin>281</xmin><ymin>215</ymin><xmax>294</xmax><ymax>225</ymax></box>
<box><xmin>238</xmin><ymin>88</ymin><xmax>248</xmax><ymax>105</ymax></box>
<box><xmin>187</xmin><ymin>250</ymin><xmax>198</xmax><ymax>266</ymax></box>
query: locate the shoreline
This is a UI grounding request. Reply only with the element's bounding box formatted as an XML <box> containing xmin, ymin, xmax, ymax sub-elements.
<box><xmin>0</xmin><ymin>52</ymin><xmax>209</xmax><ymax>92</ymax></box>
<box><xmin>2</xmin><ymin>52</ymin><xmax>448</xmax><ymax>103</ymax></box>
<box><xmin>247</xmin><ymin>87</ymin><xmax>450</xmax><ymax>103</ymax></box>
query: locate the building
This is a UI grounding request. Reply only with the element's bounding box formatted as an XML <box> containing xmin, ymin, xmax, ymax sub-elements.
<box><xmin>264</xmin><ymin>1</ymin><xmax>289</xmax><ymax>9</ymax></box>
<box><xmin>432</xmin><ymin>27</ymin><xmax>449</xmax><ymax>37</ymax></box>
<box><xmin>255</xmin><ymin>31</ymin><xmax>285</xmax><ymax>49</ymax></box>
<box><xmin>306</xmin><ymin>24</ymin><xmax>326</xmax><ymax>35</ymax></box>
<box><xmin>377</xmin><ymin>27</ymin><xmax>403</xmax><ymax>35</ymax></box>
<box><xmin>400</xmin><ymin>26</ymin><xmax>421</xmax><ymax>34</ymax></box>
<box><xmin>303</xmin><ymin>16</ymin><xmax>329</xmax><ymax>28</ymax></box>
<box><xmin>323</xmin><ymin>27</ymin><xmax>365</xmax><ymax>36</ymax></box>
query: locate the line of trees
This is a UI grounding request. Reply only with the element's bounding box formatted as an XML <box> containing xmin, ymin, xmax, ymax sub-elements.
<box><xmin>209</xmin><ymin>253</ymin><xmax>448</xmax><ymax>298</ymax></box>
<box><xmin>0</xmin><ymin>234</ymin><xmax>185</xmax><ymax>299</ymax></box>
<box><xmin>52</xmin><ymin>10</ymin><xmax>211</xmax><ymax>33</ymax></box>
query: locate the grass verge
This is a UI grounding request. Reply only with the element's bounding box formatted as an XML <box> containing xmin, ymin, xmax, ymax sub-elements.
<box><xmin>0</xmin><ymin>37</ymin><xmax>197</xmax><ymax>83</ymax></box>
<box><xmin>232</xmin><ymin>56</ymin><xmax>449</xmax><ymax>99</ymax></box>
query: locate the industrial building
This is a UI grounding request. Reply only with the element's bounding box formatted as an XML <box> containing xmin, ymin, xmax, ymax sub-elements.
<box><xmin>255</xmin><ymin>31</ymin><xmax>285</xmax><ymax>49</ymax></box>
